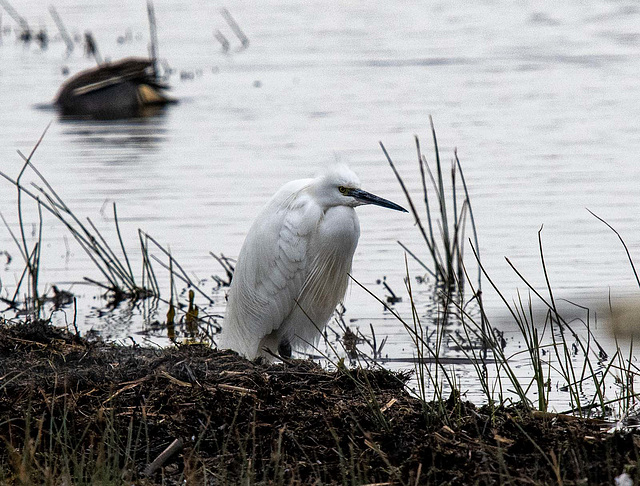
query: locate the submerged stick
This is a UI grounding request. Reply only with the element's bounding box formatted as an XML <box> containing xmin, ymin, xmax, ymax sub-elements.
<box><xmin>220</xmin><ymin>8</ymin><xmax>249</xmax><ymax>48</ymax></box>
<box><xmin>0</xmin><ymin>0</ymin><xmax>28</xmax><ymax>33</ymax></box>
<box><xmin>214</xmin><ymin>29</ymin><xmax>230</xmax><ymax>53</ymax></box>
<box><xmin>84</xmin><ymin>31</ymin><xmax>102</xmax><ymax>65</ymax></box>
<box><xmin>49</xmin><ymin>5</ymin><xmax>74</xmax><ymax>53</ymax></box>
<box><xmin>147</xmin><ymin>0</ymin><xmax>159</xmax><ymax>77</ymax></box>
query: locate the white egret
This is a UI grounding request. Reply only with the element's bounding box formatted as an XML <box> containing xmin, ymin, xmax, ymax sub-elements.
<box><xmin>220</xmin><ymin>165</ymin><xmax>407</xmax><ymax>360</ymax></box>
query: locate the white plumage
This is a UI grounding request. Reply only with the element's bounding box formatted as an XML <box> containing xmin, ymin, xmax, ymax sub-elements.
<box><xmin>220</xmin><ymin>165</ymin><xmax>407</xmax><ymax>360</ymax></box>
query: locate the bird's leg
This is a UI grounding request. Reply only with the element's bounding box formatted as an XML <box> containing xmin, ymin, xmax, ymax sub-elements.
<box><xmin>278</xmin><ymin>339</ymin><xmax>292</xmax><ymax>359</ymax></box>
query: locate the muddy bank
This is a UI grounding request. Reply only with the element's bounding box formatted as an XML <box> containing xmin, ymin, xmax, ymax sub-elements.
<box><xmin>0</xmin><ymin>319</ymin><xmax>636</xmax><ymax>484</ymax></box>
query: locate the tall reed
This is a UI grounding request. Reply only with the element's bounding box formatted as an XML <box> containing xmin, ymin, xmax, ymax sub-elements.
<box><xmin>378</xmin><ymin>121</ymin><xmax>637</xmax><ymax>419</ymax></box>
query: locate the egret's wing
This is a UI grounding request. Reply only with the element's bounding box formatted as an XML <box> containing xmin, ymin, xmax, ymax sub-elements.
<box><xmin>222</xmin><ymin>181</ymin><xmax>316</xmax><ymax>357</ymax></box>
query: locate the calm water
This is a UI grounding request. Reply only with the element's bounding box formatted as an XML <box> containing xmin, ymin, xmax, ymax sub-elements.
<box><xmin>1</xmin><ymin>0</ymin><xmax>639</xmax><ymax>409</ymax></box>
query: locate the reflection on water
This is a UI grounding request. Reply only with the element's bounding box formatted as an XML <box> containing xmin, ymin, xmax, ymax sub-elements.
<box><xmin>60</xmin><ymin>115</ymin><xmax>169</xmax><ymax>154</ymax></box>
<box><xmin>59</xmin><ymin>103</ymin><xmax>171</xmax><ymax>122</ymax></box>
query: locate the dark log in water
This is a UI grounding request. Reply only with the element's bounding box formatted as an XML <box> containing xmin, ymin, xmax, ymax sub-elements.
<box><xmin>53</xmin><ymin>57</ymin><xmax>175</xmax><ymax>119</ymax></box>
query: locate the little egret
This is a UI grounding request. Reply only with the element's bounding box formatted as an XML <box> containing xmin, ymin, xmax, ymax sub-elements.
<box><xmin>220</xmin><ymin>165</ymin><xmax>407</xmax><ymax>360</ymax></box>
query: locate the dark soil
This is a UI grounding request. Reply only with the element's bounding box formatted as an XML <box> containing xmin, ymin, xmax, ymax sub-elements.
<box><xmin>0</xmin><ymin>319</ymin><xmax>637</xmax><ymax>485</ymax></box>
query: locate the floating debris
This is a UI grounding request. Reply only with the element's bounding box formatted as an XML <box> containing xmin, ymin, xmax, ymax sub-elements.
<box><xmin>53</xmin><ymin>57</ymin><xmax>175</xmax><ymax>119</ymax></box>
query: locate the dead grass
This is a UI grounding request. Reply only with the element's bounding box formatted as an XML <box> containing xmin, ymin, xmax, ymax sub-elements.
<box><xmin>0</xmin><ymin>319</ymin><xmax>637</xmax><ymax>485</ymax></box>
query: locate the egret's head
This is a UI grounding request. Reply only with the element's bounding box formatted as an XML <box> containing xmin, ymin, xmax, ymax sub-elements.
<box><xmin>314</xmin><ymin>165</ymin><xmax>408</xmax><ymax>212</ymax></box>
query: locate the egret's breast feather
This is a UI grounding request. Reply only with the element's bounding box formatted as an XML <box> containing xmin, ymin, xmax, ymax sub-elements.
<box><xmin>318</xmin><ymin>206</ymin><xmax>360</xmax><ymax>246</ymax></box>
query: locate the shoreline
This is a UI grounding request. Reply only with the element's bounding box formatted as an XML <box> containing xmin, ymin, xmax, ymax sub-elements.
<box><xmin>0</xmin><ymin>319</ymin><xmax>635</xmax><ymax>484</ymax></box>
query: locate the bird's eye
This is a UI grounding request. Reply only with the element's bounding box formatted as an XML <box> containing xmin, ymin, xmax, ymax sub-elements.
<box><xmin>338</xmin><ymin>186</ymin><xmax>347</xmax><ymax>194</ymax></box>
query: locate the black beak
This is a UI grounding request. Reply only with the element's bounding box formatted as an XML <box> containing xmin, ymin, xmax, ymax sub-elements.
<box><xmin>349</xmin><ymin>188</ymin><xmax>408</xmax><ymax>212</ymax></box>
